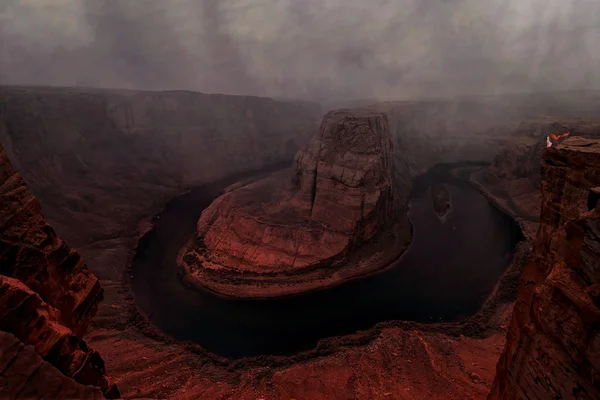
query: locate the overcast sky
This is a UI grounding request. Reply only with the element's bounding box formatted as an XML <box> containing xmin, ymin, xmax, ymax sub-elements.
<box><xmin>1</xmin><ymin>0</ymin><xmax>599</xmax><ymax>101</ymax></box>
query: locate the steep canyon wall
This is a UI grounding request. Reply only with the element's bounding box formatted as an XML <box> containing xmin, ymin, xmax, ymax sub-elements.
<box><xmin>0</xmin><ymin>86</ymin><xmax>321</xmax><ymax>248</ymax></box>
<box><xmin>489</xmin><ymin>137</ymin><xmax>600</xmax><ymax>399</ymax></box>
<box><xmin>0</xmin><ymin>144</ymin><xmax>116</xmax><ymax>398</ymax></box>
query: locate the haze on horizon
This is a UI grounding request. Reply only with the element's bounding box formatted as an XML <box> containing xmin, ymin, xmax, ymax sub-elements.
<box><xmin>1</xmin><ymin>0</ymin><xmax>599</xmax><ymax>102</ymax></box>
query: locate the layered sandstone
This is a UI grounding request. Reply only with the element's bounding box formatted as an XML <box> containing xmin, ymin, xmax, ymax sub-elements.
<box><xmin>180</xmin><ymin>109</ymin><xmax>412</xmax><ymax>297</ymax></box>
<box><xmin>0</xmin><ymin>145</ymin><xmax>102</xmax><ymax>335</ymax></box>
<box><xmin>471</xmin><ymin>117</ymin><xmax>600</xmax><ymax>239</ymax></box>
<box><xmin>489</xmin><ymin>137</ymin><xmax>600</xmax><ymax>399</ymax></box>
<box><xmin>0</xmin><ymin>144</ymin><xmax>116</xmax><ymax>398</ymax></box>
<box><xmin>0</xmin><ymin>331</ymin><xmax>104</xmax><ymax>399</ymax></box>
<box><xmin>0</xmin><ymin>276</ymin><xmax>114</xmax><ymax>396</ymax></box>
<box><xmin>0</xmin><ymin>85</ymin><xmax>321</xmax><ymax>248</ymax></box>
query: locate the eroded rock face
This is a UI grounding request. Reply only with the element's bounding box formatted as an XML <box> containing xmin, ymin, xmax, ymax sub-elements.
<box><xmin>0</xmin><ymin>86</ymin><xmax>321</xmax><ymax>249</ymax></box>
<box><xmin>0</xmin><ymin>146</ymin><xmax>102</xmax><ymax>335</ymax></box>
<box><xmin>489</xmin><ymin>137</ymin><xmax>600</xmax><ymax>399</ymax></box>
<box><xmin>0</xmin><ymin>276</ymin><xmax>112</xmax><ymax>395</ymax></box>
<box><xmin>0</xmin><ymin>144</ymin><xmax>116</xmax><ymax>398</ymax></box>
<box><xmin>180</xmin><ymin>109</ymin><xmax>411</xmax><ymax>297</ymax></box>
<box><xmin>0</xmin><ymin>331</ymin><xmax>105</xmax><ymax>400</ymax></box>
<box><xmin>290</xmin><ymin>110</ymin><xmax>403</xmax><ymax>247</ymax></box>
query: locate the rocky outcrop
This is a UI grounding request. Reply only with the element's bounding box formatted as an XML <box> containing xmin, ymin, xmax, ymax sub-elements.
<box><xmin>0</xmin><ymin>276</ymin><xmax>115</xmax><ymax>396</ymax></box>
<box><xmin>179</xmin><ymin>109</ymin><xmax>412</xmax><ymax>297</ymax></box>
<box><xmin>0</xmin><ymin>331</ymin><xmax>105</xmax><ymax>399</ymax></box>
<box><xmin>0</xmin><ymin>145</ymin><xmax>102</xmax><ymax>336</ymax></box>
<box><xmin>489</xmin><ymin>137</ymin><xmax>600</xmax><ymax>399</ymax></box>
<box><xmin>0</xmin><ymin>144</ymin><xmax>116</xmax><ymax>398</ymax></box>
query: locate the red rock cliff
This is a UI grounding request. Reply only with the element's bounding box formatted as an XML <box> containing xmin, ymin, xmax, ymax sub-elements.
<box><xmin>489</xmin><ymin>137</ymin><xmax>600</xmax><ymax>399</ymax></box>
<box><xmin>0</xmin><ymin>144</ymin><xmax>116</xmax><ymax>397</ymax></box>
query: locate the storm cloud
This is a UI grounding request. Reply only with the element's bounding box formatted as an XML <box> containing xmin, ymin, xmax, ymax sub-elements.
<box><xmin>1</xmin><ymin>0</ymin><xmax>599</xmax><ymax>101</ymax></box>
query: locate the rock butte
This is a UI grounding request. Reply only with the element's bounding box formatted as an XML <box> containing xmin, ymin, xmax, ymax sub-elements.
<box><xmin>180</xmin><ymin>109</ymin><xmax>413</xmax><ymax>298</ymax></box>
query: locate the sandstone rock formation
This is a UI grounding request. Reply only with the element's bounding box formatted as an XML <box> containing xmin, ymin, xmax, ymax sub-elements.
<box><xmin>0</xmin><ymin>144</ymin><xmax>116</xmax><ymax>398</ymax></box>
<box><xmin>489</xmin><ymin>137</ymin><xmax>600</xmax><ymax>399</ymax></box>
<box><xmin>0</xmin><ymin>331</ymin><xmax>105</xmax><ymax>399</ymax></box>
<box><xmin>0</xmin><ymin>148</ymin><xmax>102</xmax><ymax>335</ymax></box>
<box><xmin>180</xmin><ymin>109</ymin><xmax>412</xmax><ymax>297</ymax></box>
<box><xmin>0</xmin><ymin>276</ymin><xmax>114</xmax><ymax>396</ymax></box>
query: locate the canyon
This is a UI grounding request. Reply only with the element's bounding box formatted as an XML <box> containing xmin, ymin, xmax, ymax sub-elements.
<box><xmin>1</xmin><ymin>85</ymin><xmax>600</xmax><ymax>399</ymax></box>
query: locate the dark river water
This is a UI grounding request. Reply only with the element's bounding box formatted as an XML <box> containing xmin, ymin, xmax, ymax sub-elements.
<box><xmin>131</xmin><ymin>163</ymin><xmax>523</xmax><ymax>359</ymax></box>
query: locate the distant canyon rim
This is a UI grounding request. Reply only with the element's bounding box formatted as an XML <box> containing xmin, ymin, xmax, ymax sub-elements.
<box><xmin>1</xmin><ymin>85</ymin><xmax>600</xmax><ymax>399</ymax></box>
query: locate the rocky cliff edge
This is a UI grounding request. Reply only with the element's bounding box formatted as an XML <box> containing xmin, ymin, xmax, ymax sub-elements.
<box><xmin>489</xmin><ymin>137</ymin><xmax>600</xmax><ymax>399</ymax></box>
<box><xmin>0</xmin><ymin>144</ymin><xmax>117</xmax><ymax>398</ymax></box>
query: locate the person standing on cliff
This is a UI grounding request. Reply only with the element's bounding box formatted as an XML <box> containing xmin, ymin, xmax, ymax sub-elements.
<box><xmin>547</xmin><ymin>132</ymin><xmax>571</xmax><ymax>147</ymax></box>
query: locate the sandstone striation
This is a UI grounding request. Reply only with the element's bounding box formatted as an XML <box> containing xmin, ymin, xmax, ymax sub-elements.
<box><xmin>0</xmin><ymin>145</ymin><xmax>102</xmax><ymax>335</ymax></box>
<box><xmin>0</xmin><ymin>276</ymin><xmax>114</xmax><ymax>396</ymax></box>
<box><xmin>0</xmin><ymin>144</ymin><xmax>117</xmax><ymax>398</ymax></box>
<box><xmin>489</xmin><ymin>137</ymin><xmax>600</xmax><ymax>399</ymax></box>
<box><xmin>180</xmin><ymin>109</ymin><xmax>412</xmax><ymax>297</ymax></box>
<box><xmin>0</xmin><ymin>331</ymin><xmax>105</xmax><ymax>399</ymax></box>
